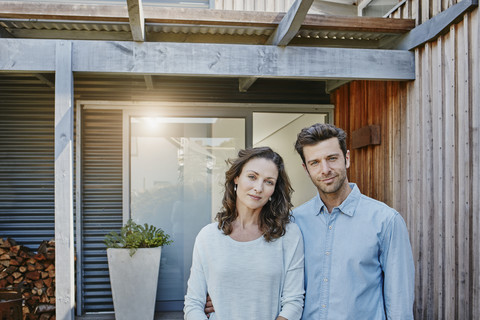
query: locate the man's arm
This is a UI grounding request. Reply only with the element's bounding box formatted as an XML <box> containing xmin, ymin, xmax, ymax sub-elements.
<box><xmin>381</xmin><ymin>213</ymin><xmax>415</xmax><ymax>320</ymax></box>
<box><xmin>204</xmin><ymin>294</ymin><xmax>214</xmax><ymax>317</ymax></box>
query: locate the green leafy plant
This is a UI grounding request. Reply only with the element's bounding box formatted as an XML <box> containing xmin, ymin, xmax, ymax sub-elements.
<box><xmin>104</xmin><ymin>219</ymin><xmax>173</xmax><ymax>257</ymax></box>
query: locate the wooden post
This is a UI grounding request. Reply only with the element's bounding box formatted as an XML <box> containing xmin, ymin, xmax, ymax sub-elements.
<box><xmin>54</xmin><ymin>40</ymin><xmax>75</xmax><ymax>320</ymax></box>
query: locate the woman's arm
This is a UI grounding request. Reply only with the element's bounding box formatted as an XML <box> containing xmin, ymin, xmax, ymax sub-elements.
<box><xmin>184</xmin><ymin>236</ymin><xmax>210</xmax><ymax>320</ymax></box>
<box><xmin>278</xmin><ymin>224</ymin><xmax>305</xmax><ymax>320</ymax></box>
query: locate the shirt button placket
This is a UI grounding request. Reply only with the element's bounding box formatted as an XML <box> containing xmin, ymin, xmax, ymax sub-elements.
<box><xmin>320</xmin><ymin>216</ymin><xmax>334</xmax><ymax>319</ymax></box>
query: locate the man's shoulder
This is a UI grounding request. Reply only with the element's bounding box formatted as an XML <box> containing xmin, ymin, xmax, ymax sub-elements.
<box><xmin>357</xmin><ymin>193</ymin><xmax>399</xmax><ymax>220</ymax></box>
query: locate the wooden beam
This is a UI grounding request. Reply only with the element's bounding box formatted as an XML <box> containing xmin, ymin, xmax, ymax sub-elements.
<box><xmin>54</xmin><ymin>40</ymin><xmax>75</xmax><ymax>320</ymax></box>
<box><xmin>6</xmin><ymin>28</ymin><xmax>133</xmax><ymax>41</ymax></box>
<box><xmin>266</xmin><ymin>0</ymin><xmax>314</xmax><ymax>46</ymax></box>
<box><xmin>395</xmin><ymin>0</ymin><xmax>478</xmax><ymax>50</ymax></box>
<box><xmin>0</xmin><ymin>1</ymin><xmax>415</xmax><ymax>34</ymax></box>
<box><xmin>126</xmin><ymin>0</ymin><xmax>145</xmax><ymax>42</ymax></box>
<box><xmin>325</xmin><ymin>80</ymin><xmax>350</xmax><ymax>93</ymax></box>
<box><xmin>0</xmin><ymin>39</ymin><xmax>56</xmax><ymax>72</ymax></box>
<box><xmin>72</xmin><ymin>41</ymin><xmax>415</xmax><ymax>80</ymax></box>
<box><xmin>35</xmin><ymin>73</ymin><xmax>55</xmax><ymax>89</ymax></box>
<box><xmin>239</xmin><ymin>77</ymin><xmax>258</xmax><ymax>92</ymax></box>
<box><xmin>0</xmin><ymin>39</ymin><xmax>415</xmax><ymax>80</ymax></box>
<box><xmin>241</xmin><ymin>0</ymin><xmax>314</xmax><ymax>92</ymax></box>
<box><xmin>144</xmin><ymin>75</ymin><xmax>154</xmax><ymax>89</ymax></box>
<box><xmin>301</xmin><ymin>14</ymin><xmax>414</xmax><ymax>33</ymax></box>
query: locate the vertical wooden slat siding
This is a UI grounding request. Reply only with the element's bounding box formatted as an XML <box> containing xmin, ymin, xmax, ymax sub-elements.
<box><xmin>420</xmin><ymin>42</ymin><xmax>434</xmax><ymax>319</ymax></box>
<box><xmin>471</xmin><ymin>7</ymin><xmax>480</xmax><ymax>318</ymax></box>
<box><xmin>431</xmin><ymin>36</ymin><xmax>445</xmax><ymax>319</ymax></box>
<box><xmin>411</xmin><ymin>48</ymin><xmax>421</xmax><ymax>317</ymax></box>
<box><xmin>332</xmin><ymin>0</ymin><xmax>480</xmax><ymax>320</ymax></box>
<box><xmin>334</xmin><ymin>1</ymin><xmax>479</xmax><ymax>319</ymax></box>
<box><xmin>443</xmin><ymin>24</ymin><xmax>456</xmax><ymax>320</ymax></box>
<box><xmin>456</xmin><ymin>16</ymin><xmax>470</xmax><ymax>320</ymax></box>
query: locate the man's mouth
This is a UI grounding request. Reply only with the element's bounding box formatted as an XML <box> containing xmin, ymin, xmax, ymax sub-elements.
<box><xmin>321</xmin><ymin>176</ymin><xmax>336</xmax><ymax>183</ymax></box>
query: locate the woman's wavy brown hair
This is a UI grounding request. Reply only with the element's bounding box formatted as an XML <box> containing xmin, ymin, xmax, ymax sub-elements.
<box><xmin>215</xmin><ymin>146</ymin><xmax>293</xmax><ymax>242</ymax></box>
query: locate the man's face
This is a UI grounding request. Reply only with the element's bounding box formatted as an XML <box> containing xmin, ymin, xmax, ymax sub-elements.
<box><xmin>302</xmin><ymin>137</ymin><xmax>350</xmax><ymax>196</ymax></box>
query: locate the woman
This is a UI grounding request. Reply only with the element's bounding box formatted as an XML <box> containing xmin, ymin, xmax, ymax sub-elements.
<box><xmin>184</xmin><ymin>147</ymin><xmax>304</xmax><ymax>320</ymax></box>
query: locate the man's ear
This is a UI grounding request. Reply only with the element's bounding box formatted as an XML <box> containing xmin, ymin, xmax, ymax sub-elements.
<box><xmin>345</xmin><ymin>150</ymin><xmax>351</xmax><ymax>169</ymax></box>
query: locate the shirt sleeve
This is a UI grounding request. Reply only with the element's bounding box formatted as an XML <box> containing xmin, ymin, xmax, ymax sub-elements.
<box><xmin>184</xmin><ymin>234</ymin><xmax>209</xmax><ymax>320</ymax></box>
<box><xmin>380</xmin><ymin>213</ymin><xmax>415</xmax><ymax>320</ymax></box>
<box><xmin>278</xmin><ymin>224</ymin><xmax>305</xmax><ymax>320</ymax></box>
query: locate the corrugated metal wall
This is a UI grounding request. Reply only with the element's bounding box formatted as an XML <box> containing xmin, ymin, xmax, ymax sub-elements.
<box><xmin>80</xmin><ymin>109</ymin><xmax>123</xmax><ymax>313</ymax></box>
<box><xmin>0</xmin><ymin>100</ymin><xmax>55</xmax><ymax>250</ymax></box>
<box><xmin>333</xmin><ymin>2</ymin><xmax>480</xmax><ymax>319</ymax></box>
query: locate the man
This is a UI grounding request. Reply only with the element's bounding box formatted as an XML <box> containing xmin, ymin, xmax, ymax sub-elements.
<box><xmin>293</xmin><ymin>123</ymin><xmax>414</xmax><ymax>319</ymax></box>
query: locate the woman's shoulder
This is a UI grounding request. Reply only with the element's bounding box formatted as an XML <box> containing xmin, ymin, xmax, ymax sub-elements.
<box><xmin>196</xmin><ymin>222</ymin><xmax>222</xmax><ymax>240</ymax></box>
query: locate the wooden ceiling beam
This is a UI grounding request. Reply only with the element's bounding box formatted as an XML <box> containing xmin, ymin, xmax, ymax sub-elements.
<box><xmin>0</xmin><ymin>39</ymin><xmax>415</xmax><ymax>81</ymax></box>
<box><xmin>240</xmin><ymin>0</ymin><xmax>314</xmax><ymax>93</ymax></box>
<box><xmin>0</xmin><ymin>1</ymin><xmax>414</xmax><ymax>34</ymax></box>
<box><xmin>127</xmin><ymin>0</ymin><xmax>145</xmax><ymax>42</ymax></box>
<box><xmin>266</xmin><ymin>0</ymin><xmax>314</xmax><ymax>46</ymax></box>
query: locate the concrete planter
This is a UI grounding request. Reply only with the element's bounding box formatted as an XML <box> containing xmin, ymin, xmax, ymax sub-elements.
<box><xmin>107</xmin><ymin>247</ymin><xmax>162</xmax><ymax>320</ymax></box>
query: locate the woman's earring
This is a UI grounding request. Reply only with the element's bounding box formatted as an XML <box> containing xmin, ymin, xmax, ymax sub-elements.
<box><xmin>269</xmin><ymin>197</ymin><xmax>272</xmax><ymax>201</ymax></box>
<box><xmin>234</xmin><ymin>184</ymin><xmax>237</xmax><ymax>192</ymax></box>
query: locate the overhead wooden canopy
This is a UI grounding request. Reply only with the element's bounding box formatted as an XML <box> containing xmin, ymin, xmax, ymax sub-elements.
<box><xmin>0</xmin><ymin>1</ymin><xmax>415</xmax><ymax>34</ymax></box>
<box><xmin>0</xmin><ymin>0</ymin><xmax>416</xmax><ymax>91</ymax></box>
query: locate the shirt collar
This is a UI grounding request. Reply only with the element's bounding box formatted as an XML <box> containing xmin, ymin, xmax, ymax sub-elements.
<box><xmin>314</xmin><ymin>183</ymin><xmax>361</xmax><ymax>217</ymax></box>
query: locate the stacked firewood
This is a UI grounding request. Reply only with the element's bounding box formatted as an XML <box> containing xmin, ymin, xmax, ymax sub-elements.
<box><xmin>0</xmin><ymin>238</ymin><xmax>56</xmax><ymax>320</ymax></box>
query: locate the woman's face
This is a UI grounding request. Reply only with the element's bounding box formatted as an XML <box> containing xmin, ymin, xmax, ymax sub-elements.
<box><xmin>234</xmin><ymin>157</ymin><xmax>278</xmax><ymax>213</ymax></box>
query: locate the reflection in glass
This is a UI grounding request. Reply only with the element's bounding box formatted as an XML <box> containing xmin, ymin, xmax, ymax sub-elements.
<box><xmin>130</xmin><ymin>117</ymin><xmax>244</xmax><ymax>308</ymax></box>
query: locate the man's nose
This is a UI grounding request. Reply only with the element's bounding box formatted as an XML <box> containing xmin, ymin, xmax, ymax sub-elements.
<box><xmin>319</xmin><ymin>160</ymin><xmax>331</xmax><ymax>175</ymax></box>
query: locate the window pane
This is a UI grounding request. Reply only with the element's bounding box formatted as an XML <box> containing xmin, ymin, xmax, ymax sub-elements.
<box><xmin>130</xmin><ymin>116</ymin><xmax>244</xmax><ymax>307</ymax></box>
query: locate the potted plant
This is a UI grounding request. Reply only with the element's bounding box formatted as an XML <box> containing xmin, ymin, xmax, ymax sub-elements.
<box><xmin>104</xmin><ymin>219</ymin><xmax>173</xmax><ymax>320</ymax></box>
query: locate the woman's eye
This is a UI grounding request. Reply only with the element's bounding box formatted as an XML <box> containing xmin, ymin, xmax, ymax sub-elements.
<box><xmin>248</xmin><ymin>175</ymin><xmax>255</xmax><ymax>180</ymax></box>
<box><xmin>266</xmin><ymin>180</ymin><xmax>274</xmax><ymax>186</ymax></box>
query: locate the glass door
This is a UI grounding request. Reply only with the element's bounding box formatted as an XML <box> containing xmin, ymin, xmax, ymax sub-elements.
<box><xmin>129</xmin><ymin>116</ymin><xmax>245</xmax><ymax>310</ymax></box>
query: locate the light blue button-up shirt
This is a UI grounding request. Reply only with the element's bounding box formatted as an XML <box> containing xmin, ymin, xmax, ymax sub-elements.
<box><xmin>293</xmin><ymin>183</ymin><xmax>414</xmax><ymax>320</ymax></box>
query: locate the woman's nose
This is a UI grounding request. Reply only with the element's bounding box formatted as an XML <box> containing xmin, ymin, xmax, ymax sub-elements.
<box><xmin>253</xmin><ymin>181</ymin><xmax>263</xmax><ymax>193</ymax></box>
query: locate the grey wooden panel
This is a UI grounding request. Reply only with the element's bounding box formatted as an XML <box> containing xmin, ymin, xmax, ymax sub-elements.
<box><xmin>0</xmin><ymin>39</ymin><xmax>414</xmax><ymax>80</ymax></box>
<box><xmin>54</xmin><ymin>40</ymin><xmax>75</xmax><ymax>320</ymax></box>
<box><xmin>72</xmin><ymin>40</ymin><xmax>415</xmax><ymax>80</ymax></box>
<box><xmin>0</xmin><ymin>39</ymin><xmax>56</xmax><ymax>71</ymax></box>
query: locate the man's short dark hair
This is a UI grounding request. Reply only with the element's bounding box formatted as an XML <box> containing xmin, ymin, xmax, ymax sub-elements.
<box><xmin>294</xmin><ymin>123</ymin><xmax>347</xmax><ymax>164</ymax></box>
